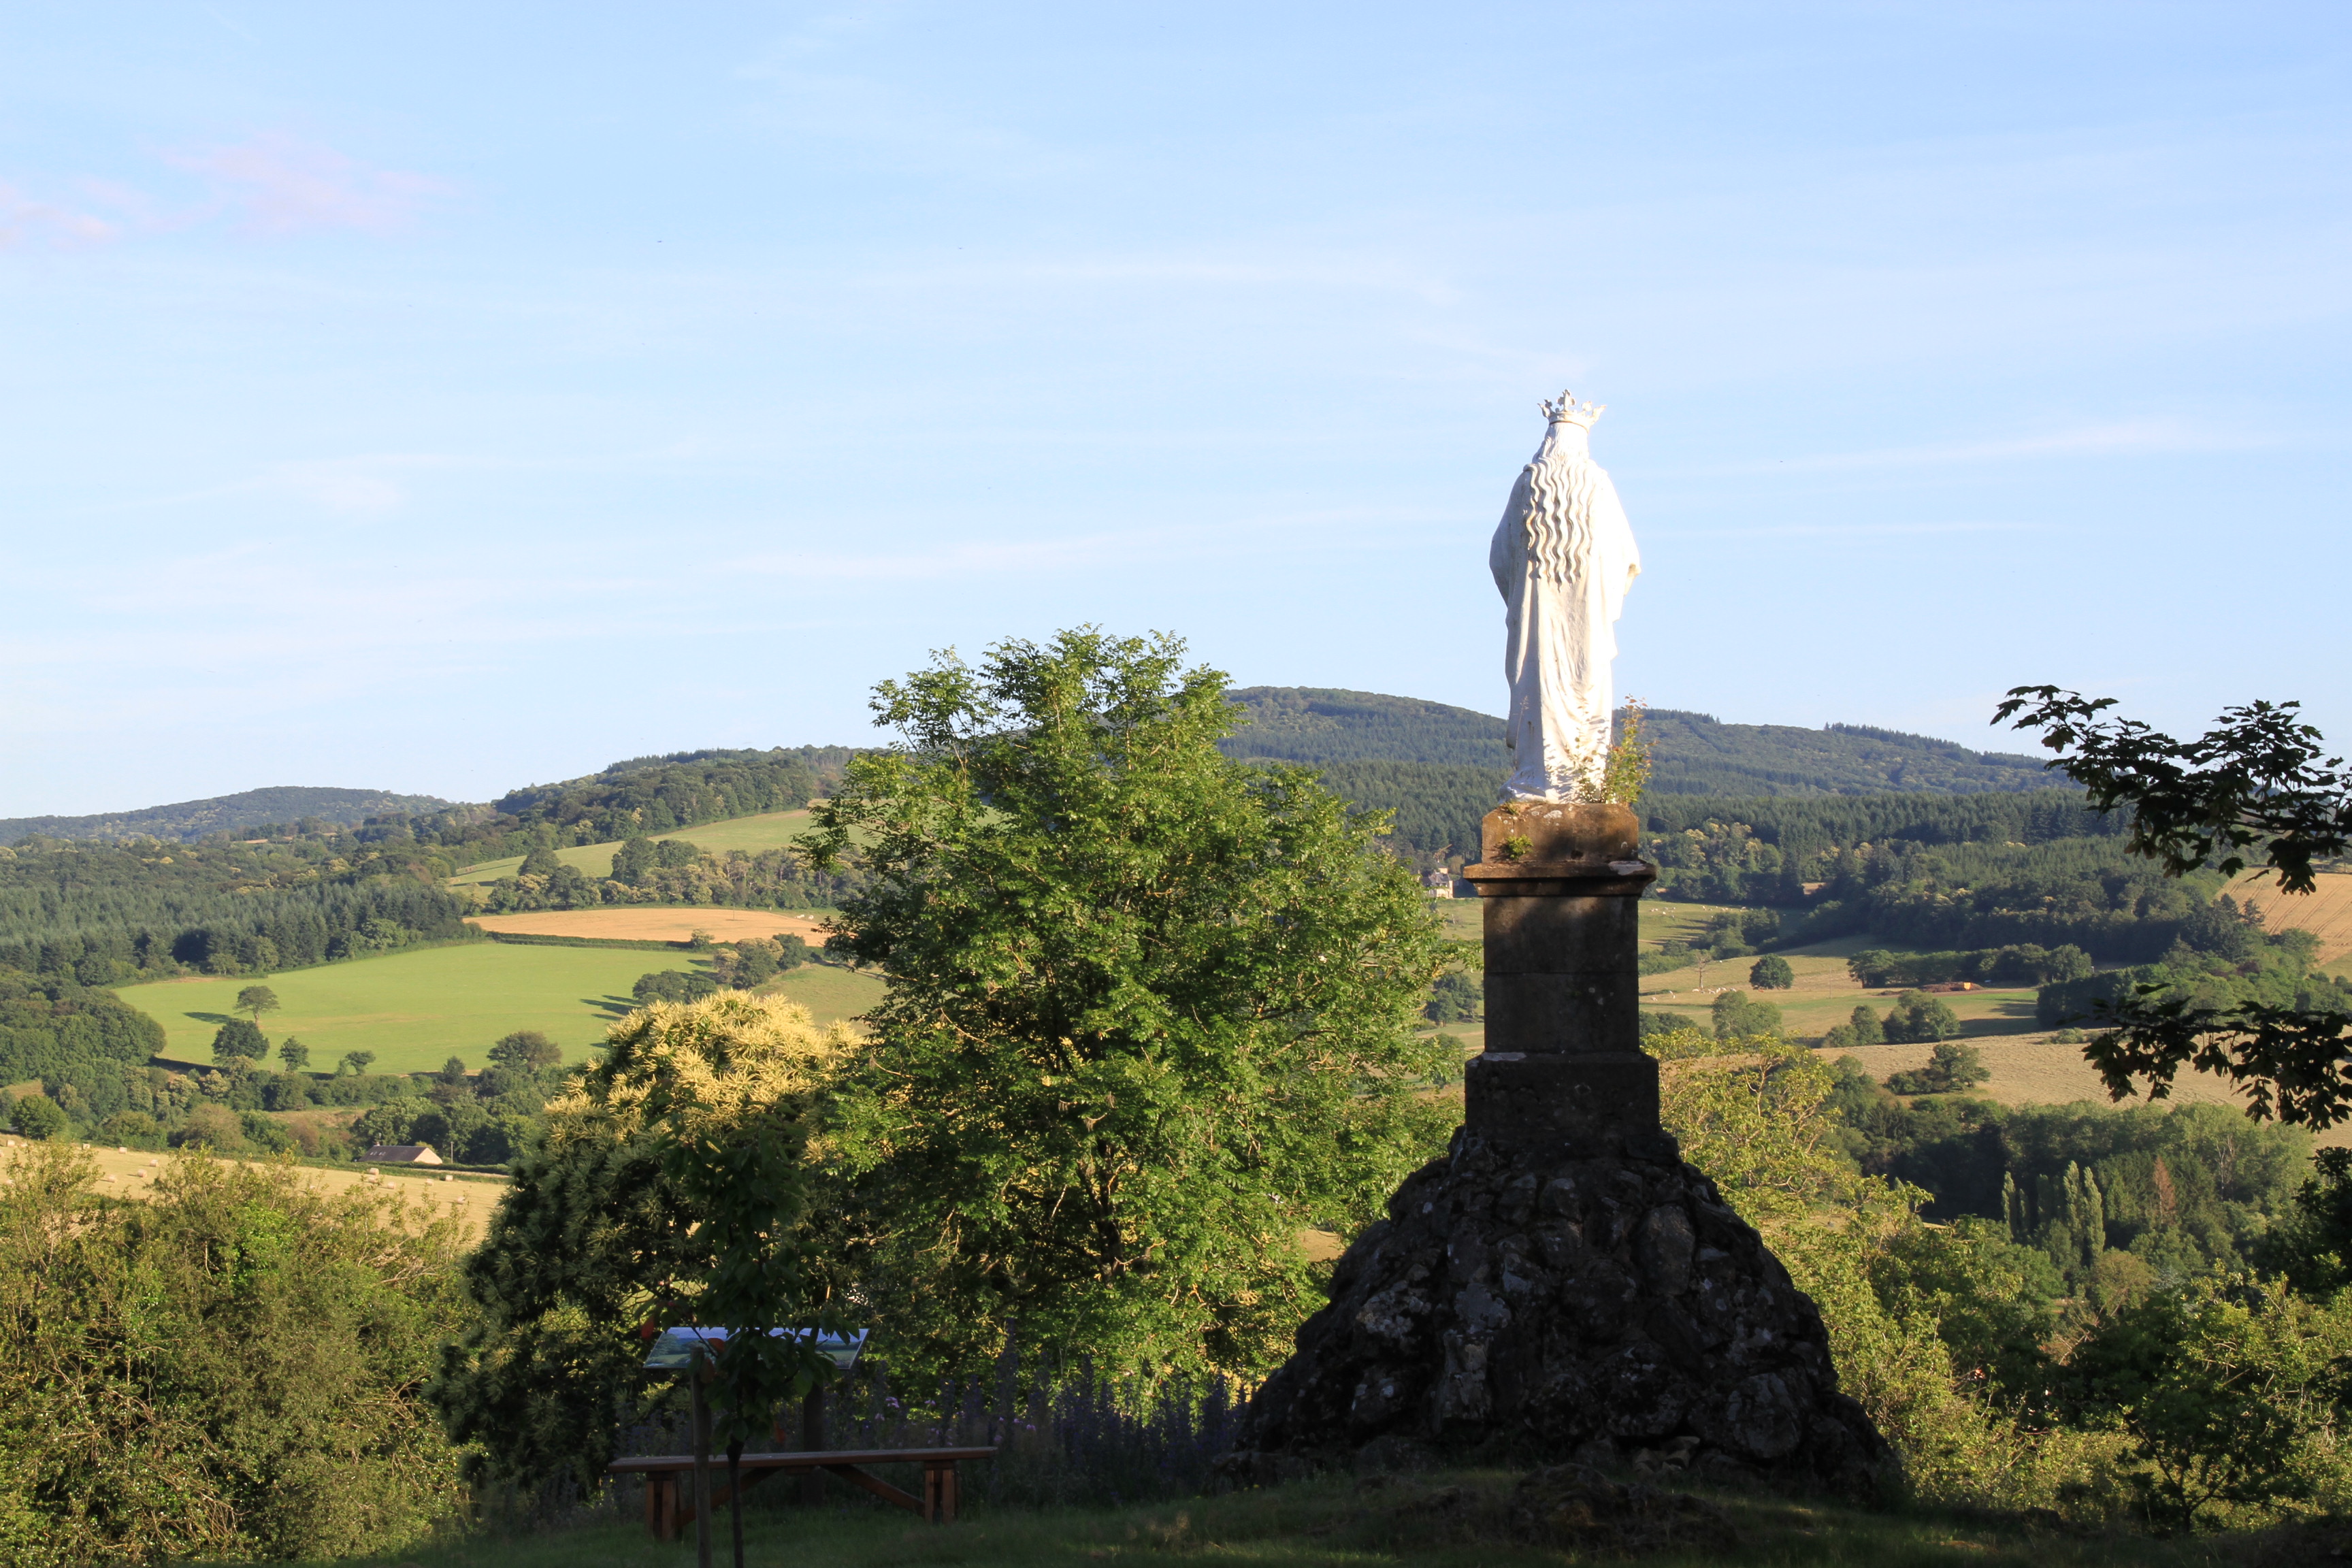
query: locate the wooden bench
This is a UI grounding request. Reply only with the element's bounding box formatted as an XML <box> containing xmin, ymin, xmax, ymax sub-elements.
<box><xmin>609</xmin><ymin>1446</ymin><xmax>996</xmax><ymax>1538</ymax></box>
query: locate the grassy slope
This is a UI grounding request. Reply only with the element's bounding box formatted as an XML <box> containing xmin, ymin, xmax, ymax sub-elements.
<box><xmin>114</xmin><ymin>944</ymin><xmax>882</xmax><ymax>1075</ymax></box>
<box><xmin>447</xmin><ymin>809</ymin><xmax>815</xmax><ymax>887</ymax></box>
<box><xmin>294</xmin><ymin>1471</ymin><xmax>2236</xmax><ymax>1568</ymax></box>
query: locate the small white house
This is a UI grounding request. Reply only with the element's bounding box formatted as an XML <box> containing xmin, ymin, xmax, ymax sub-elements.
<box><xmin>362</xmin><ymin>1143</ymin><xmax>443</xmax><ymax>1165</ymax></box>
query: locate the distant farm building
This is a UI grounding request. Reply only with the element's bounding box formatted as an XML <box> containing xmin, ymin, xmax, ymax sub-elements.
<box><xmin>362</xmin><ymin>1144</ymin><xmax>444</xmax><ymax>1165</ymax></box>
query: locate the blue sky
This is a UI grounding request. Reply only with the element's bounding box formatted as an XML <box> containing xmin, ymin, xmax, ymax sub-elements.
<box><xmin>3</xmin><ymin>3</ymin><xmax>2347</xmax><ymax>814</ymax></box>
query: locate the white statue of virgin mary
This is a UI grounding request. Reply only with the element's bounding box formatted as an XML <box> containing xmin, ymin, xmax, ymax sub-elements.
<box><xmin>1489</xmin><ymin>392</ymin><xmax>1641</xmax><ymax>801</ymax></box>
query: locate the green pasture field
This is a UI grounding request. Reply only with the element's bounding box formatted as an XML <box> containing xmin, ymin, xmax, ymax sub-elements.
<box><xmin>447</xmin><ymin>809</ymin><xmax>817</xmax><ymax>887</ymax></box>
<box><xmin>1639</xmin><ymin>940</ymin><xmax>2044</xmax><ymax>1043</ymax></box>
<box><xmin>114</xmin><ymin>943</ymin><xmax>883</xmax><ymax>1075</ymax></box>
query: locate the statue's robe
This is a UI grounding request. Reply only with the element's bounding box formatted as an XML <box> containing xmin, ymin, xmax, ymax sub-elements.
<box><xmin>1488</xmin><ymin>419</ymin><xmax>1641</xmax><ymax>801</ymax></box>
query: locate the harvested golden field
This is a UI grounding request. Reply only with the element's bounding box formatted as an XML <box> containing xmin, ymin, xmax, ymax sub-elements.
<box><xmin>467</xmin><ymin>909</ymin><xmax>830</xmax><ymax>944</ymax></box>
<box><xmin>1833</xmin><ymin>1034</ymin><xmax>2352</xmax><ymax>1151</ymax></box>
<box><xmin>2232</xmin><ymin>868</ymin><xmax>2352</xmax><ymax>968</ymax></box>
<box><xmin>5</xmin><ymin>1137</ymin><xmax>510</xmax><ymax>1240</ymax></box>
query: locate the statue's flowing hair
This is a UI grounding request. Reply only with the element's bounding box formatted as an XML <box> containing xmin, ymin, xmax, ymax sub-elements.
<box><xmin>1520</xmin><ymin>451</ymin><xmax>1603</xmax><ymax>585</ymax></box>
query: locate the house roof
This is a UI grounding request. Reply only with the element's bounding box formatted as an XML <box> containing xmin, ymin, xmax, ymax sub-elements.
<box><xmin>362</xmin><ymin>1143</ymin><xmax>444</xmax><ymax>1164</ymax></box>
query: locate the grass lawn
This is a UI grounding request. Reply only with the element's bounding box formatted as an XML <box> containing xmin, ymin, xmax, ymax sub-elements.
<box><xmin>448</xmin><ymin>810</ymin><xmax>817</xmax><ymax>887</ymax></box>
<box><xmin>114</xmin><ymin>944</ymin><xmax>882</xmax><ymax>1075</ymax></box>
<box><xmin>287</xmin><ymin>1469</ymin><xmax>2242</xmax><ymax>1568</ymax></box>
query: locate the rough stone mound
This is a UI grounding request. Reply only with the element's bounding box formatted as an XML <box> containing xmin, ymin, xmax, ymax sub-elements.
<box><xmin>1223</xmin><ymin>1126</ymin><xmax>1894</xmax><ymax>1499</ymax></box>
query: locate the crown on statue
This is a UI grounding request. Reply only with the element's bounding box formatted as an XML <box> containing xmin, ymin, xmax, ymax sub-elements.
<box><xmin>1539</xmin><ymin>390</ymin><xmax>1605</xmax><ymax>427</ymax></box>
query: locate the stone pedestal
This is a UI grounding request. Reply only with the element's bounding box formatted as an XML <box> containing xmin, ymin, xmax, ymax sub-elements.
<box><xmin>1463</xmin><ymin>802</ymin><xmax>1659</xmax><ymax>1147</ymax></box>
<box><xmin>1220</xmin><ymin>802</ymin><xmax>1892</xmax><ymax>1496</ymax></box>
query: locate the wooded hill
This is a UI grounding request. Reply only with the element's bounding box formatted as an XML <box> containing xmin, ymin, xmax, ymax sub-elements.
<box><xmin>1224</xmin><ymin>686</ymin><xmax>2055</xmax><ymax>794</ymax></box>
<box><xmin>0</xmin><ymin>747</ymin><xmax>854</xmax><ymax>987</ymax></box>
<box><xmin>0</xmin><ymin>785</ymin><xmax>456</xmax><ymax>846</ymax></box>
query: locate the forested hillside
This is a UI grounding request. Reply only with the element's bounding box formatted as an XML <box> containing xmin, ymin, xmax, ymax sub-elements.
<box><xmin>1225</xmin><ymin>686</ymin><xmax>2053</xmax><ymax>794</ymax></box>
<box><xmin>0</xmin><ymin>747</ymin><xmax>857</xmax><ymax>987</ymax></box>
<box><xmin>0</xmin><ymin>785</ymin><xmax>454</xmax><ymax>845</ymax></box>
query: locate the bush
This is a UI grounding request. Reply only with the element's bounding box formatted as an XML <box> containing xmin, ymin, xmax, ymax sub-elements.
<box><xmin>1711</xmin><ymin>991</ymin><xmax>1782</xmax><ymax>1039</ymax></box>
<box><xmin>1424</xmin><ymin>971</ymin><xmax>1482</xmax><ymax>1023</ymax></box>
<box><xmin>1748</xmin><ymin>955</ymin><xmax>1795</xmax><ymax>990</ymax></box>
<box><xmin>632</xmin><ymin>969</ymin><xmax>721</xmax><ymax>1006</ymax></box>
<box><xmin>1883</xmin><ymin>990</ymin><xmax>1961</xmax><ymax>1044</ymax></box>
<box><xmin>9</xmin><ymin>1093</ymin><xmax>67</xmax><ymax>1141</ymax></box>
<box><xmin>1887</xmin><ymin>1042</ymin><xmax>1991</xmax><ymax>1096</ymax></box>
<box><xmin>173</xmin><ymin>1103</ymin><xmax>244</xmax><ymax>1151</ymax></box>
<box><xmin>210</xmin><ymin>1017</ymin><xmax>269</xmax><ymax>1065</ymax></box>
<box><xmin>0</xmin><ymin>1145</ymin><xmax>466</xmax><ymax>1559</ymax></box>
<box><xmin>99</xmin><ymin>1109</ymin><xmax>162</xmax><ymax>1148</ymax></box>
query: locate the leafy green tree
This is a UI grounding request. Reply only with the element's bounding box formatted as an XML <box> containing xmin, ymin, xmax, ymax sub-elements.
<box><xmin>233</xmin><ymin>984</ymin><xmax>281</xmax><ymax>1026</ymax></box>
<box><xmin>10</xmin><ymin>1093</ymin><xmax>67</xmax><ymax>1140</ymax></box>
<box><xmin>610</xmin><ymin>835</ymin><xmax>655</xmax><ymax>884</ymax></box>
<box><xmin>1883</xmin><ymin>990</ymin><xmax>1961</xmax><ymax>1044</ymax></box>
<box><xmin>1748</xmin><ymin>955</ymin><xmax>1795</xmax><ymax>990</ymax></box>
<box><xmin>1424</xmin><ymin>970</ymin><xmax>1482</xmax><ymax>1023</ymax></box>
<box><xmin>353</xmin><ymin>1100</ymin><xmax>423</xmax><ymax>1149</ymax></box>
<box><xmin>487</xmin><ymin>1029</ymin><xmax>563</xmax><ymax>1072</ymax></box>
<box><xmin>427</xmin><ymin>994</ymin><xmax>850</xmax><ymax>1494</ymax></box>
<box><xmin>518</xmin><ymin>843</ymin><xmax>562</xmax><ymax>878</ymax></box>
<box><xmin>1887</xmin><ymin>1041</ymin><xmax>1990</xmax><ymax>1096</ymax></box>
<box><xmin>436</xmin><ymin>1056</ymin><xmax>468</xmax><ymax>1088</ymax></box>
<box><xmin>211</xmin><ymin>1018</ymin><xmax>269</xmax><ymax>1065</ymax></box>
<box><xmin>278</xmin><ymin>1037</ymin><xmax>311</xmax><ymax>1071</ymax></box>
<box><xmin>1710</xmin><ymin>990</ymin><xmax>1782</xmax><ymax>1039</ymax></box>
<box><xmin>341</xmin><ymin>1049</ymin><xmax>376</xmax><ymax>1075</ymax></box>
<box><xmin>800</xmin><ymin>629</ymin><xmax>1450</xmax><ymax>1377</ymax></box>
<box><xmin>2065</xmin><ymin>1275</ymin><xmax>2352</xmax><ymax>1531</ymax></box>
<box><xmin>633</xmin><ymin>970</ymin><xmax>721</xmax><ymax>1006</ymax></box>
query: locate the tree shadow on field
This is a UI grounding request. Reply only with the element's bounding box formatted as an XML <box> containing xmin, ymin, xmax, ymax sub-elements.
<box><xmin>583</xmin><ymin>995</ymin><xmax>638</xmax><ymax>1017</ymax></box>
<box><xmin>184</xmin><ymin>1011</ymin><xmax>235</xmax><ymax>1027</ymax></box>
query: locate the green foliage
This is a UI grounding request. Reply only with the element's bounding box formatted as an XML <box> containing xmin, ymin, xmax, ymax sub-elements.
<box><xmin>0</xmin><ymin>1143</ymin><xmax>466</xmax><ymax>1561</ymax></box>
<box><xmin>233</xmin><ymin>983</ymin><xmax>281</xmax><ymax>1023</ymax></box>
<box><xmin>1882</xmin><ymin>990</ymin><xmax>1963</xmax><ymax>1044</ymax></box>
<box><xmin>804</xmin><ymin>631</ymin><xmax>1450</xmax><ymax>1380</ymax></box>
<box><xmin>633</xmin><ymin>969</ymin><xmax>721</xmax><ymax>1005</ymax></box>
<box><xmin>489</xmin><ymin>1029</ymin><xmax>563</xmax><ymax>1071</ymax></box>
<box><xmin>1831</xmin><ymin>1091</ymin><xmax>2311</xmax><ymax>1285</ymax></box>
<box><xmin>342</xmin><ymin>1049</ymin><xmax>376</xmax><ymax>1074</ymax></box>
<box><xmin>1851</xmin><ymin>943</ymin><xmax>2093</xmax><ymax>988</ymax></box>
<box><xmin>210</xmin><ymin>1017</ymin><xmax>269</xmax><ymax>1064</ymax></box>
<box><xmin>9</xmin><ymin>1094</ymin><xmax>66</xmax><ymax>1141</ymax></box>
<box><xmin>1424</xmin><ymin>971</ymin><xmax>1481</xmax><ymax>1024</ymax></box>
<box><xmin>427</xmin><ymin>994</ymin><xmax>850</xmax><ymax>1495</ymax></box>
<box><xmin>0</xmin><ymin>970</ymin><xmax>161</xmax><ymax>1090</ymax></box>
<box><xmin>0</xmin><ymin>785</ymin><xmax>455</xmax><ymax>847</ymax></box>
<box><xmin>1709</xmin><ymin>990</ymin><xmax>1780</xmax><ymax>1039</ymax></box>
<box><xmin>2065</xmin><ymin>1276</ymin><xmax>2352</xmax><ymax>1530</ymax></box>
<box><xmin>2257</xmin><ymin>1147</ymin><xmax>2352</xmax><ymax>1296</ymax></box>
<box><xmin>1748</xmin><ymin>954</ymin><xmax>1794</xmax><ymax>990</ymax></box>
<box><xmin>278</xmin><ymin>1036</ymin><xmax>310</xmax><ymax>1071</ymax></box>
<box><xmin>1888</xmin><ymin>1041</ymin><xmax>1990</xmax><ymax>1096</ymax></box>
